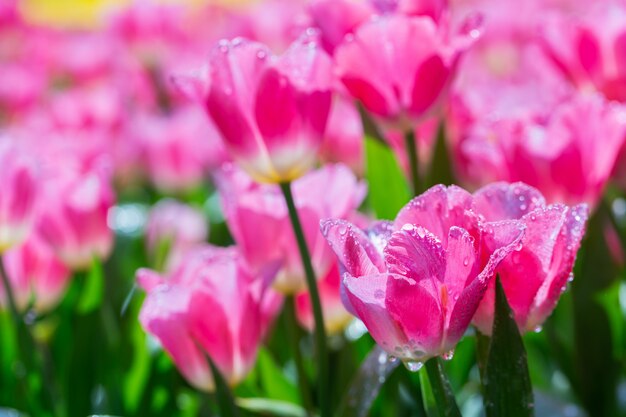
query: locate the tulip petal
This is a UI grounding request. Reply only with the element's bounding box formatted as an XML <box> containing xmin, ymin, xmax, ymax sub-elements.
<box><xmin>344</xmin><ymin>273</ymin><xmax>409</xmax><ymax>353</ymax></box>
<box><xmin>321</xmin><ymin>219</ymin><xmax>386</xmax><ymax>277</ymax></box>
<box><xmin>473</xmin><ymin>182</ymin><xmax>546</xmax><ymax>222</ymax></box>
<box><xmin>383</xmin><ymin>225</ymin><xmax>445</xmax><ymax>286</ymax></box>
<box><xmin>385</xmin><ymin>273</ymin><xmax>444</xmax><ymax>355</ymax></box>
<box><xmin>394</xmin><ymin>184</ymin><xmax>477</xmax><ymax>245</ymax></box>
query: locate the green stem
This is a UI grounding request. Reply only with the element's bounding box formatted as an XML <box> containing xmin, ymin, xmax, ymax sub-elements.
<box><xmin>285</xmin><ymin>296</ymin><xmax>314</xmax><ymax>415</ymax></box>
<box><xmin>0</xmin><ymin>256</ymin><xmax>46</xmax><ymax>416</ymax></box>
<box><xmin>404</xmin><ymin>129</ymin><xmax>421</xmax><ymax>196</ymax></box>
<box><xmin>207</xmin><ymin>355</ymin><xmax>240</xmax><ymax>417</ymax></box>
<box><xmin>0</xmin><ymin>255</ymin><xmax>21</xmax><ymax>326</ymax></box>
<box><xmin>279</xmin><ymin>182</ymin><xmax>330</xmax><ymax>417</ymax></box>
<box><xmin>424</xmin><ymin>358</ymin><xmax>462</xmax><ymax>417</ymax></box>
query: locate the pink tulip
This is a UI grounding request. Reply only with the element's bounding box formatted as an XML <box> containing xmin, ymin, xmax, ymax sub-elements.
<box><xmin>37</xmin><ymin>168</ymin><xmax>115</xmax><ymax>270</ymax></box>
<box><xmin>137</xmin><ymin>245</ymin><xmax>282</xmax><ymax>390</ymax></box>
<box><xmin>216</xmin><ymin>163</ymin><xmax>366</xmax><ymax>293</ymax></box>
<box><xmin>319</xmin><ymin>95</ymin><xmax>364</xmax><ymax>175</ymax></box>
<box><xmin>307</xmin><ymin>0</ymin><xmax>375</xmax><ymax>53</ymax></box>
<box><xmin>539</xmin><ymin>1</ymin><xmax>626</xmax><ymax>102</ymax></box>
<box><xmin>145</xmin><ymin>199</ymin><xmax>208</xmax><ymax>271</ymax></box>
<box><xmin>334</xmin><ymin>14</ymin><xmax>473</xmax><ymax>129</ymax></box>
<box><xmin>445</xmin><ymin>0</ymin><xmax>573</xmax><ymax>184</ymax></box>
<box><xmin>460</xmin><ymin>93</ymin><xmax>626</xmax><ymax>207</ymax></box>
<box><xmin>471</xmin><ymin>182</ymin><xmax>588</xmax><ymax>334</ymax></box>
<box><xmin>203</xmin><ymin>31</ymin><xmax>333</xmax><ymax>183</ymax></box>
<box><xmin>0</xmin><ymin>139</ymin><xmax>39</xmax><ymax>252</ymax></box>
<box><xmin>296</xmin><ymin>262</ymin><xmax>353</xmax><ymax>334</ymax></box>
<box><xmin>307</xmin><ymin>0</ymin><xmax>449</xmax><ymax>53</ymax></box>
<box><xmin>131</xmin><ymin>107</ymin><xmax>228</xmax><ymax>191</ymax></box>
<box><xmin>321</xmin><ymin>184</ymin><xmax>524</xmax><ymax>363</ymax></box>
<box><xmin>0</xmin><ymin>233</ymin><xmax>70</xmax><ymax>312</ymax></box>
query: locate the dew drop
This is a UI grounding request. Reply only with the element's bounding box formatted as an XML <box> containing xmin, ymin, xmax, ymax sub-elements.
<box><xmin>533</xmin><ymin>325</ymin><xmax>543</xmax><ymax>333</ymax></box>
<box><xmin>529</xmin><ymin>214</ymin><xmax>537</xmax><ymax>221</ymax></box>
<box><xmin>403</xmin><ymin>360</ymin><xmax>423</xmax><ymax>372</ymax></box>
<box><xmin>374</xmin><ymin>289</ymin><xmax>385</xmax><ymax>299</ymax></box>
<box><xmin>388</xmin><ymin>356</ymin><xmax>399</xmax><ymax>364</ymax></box>
<box><xmin>256</xmin><ymin>50</ymin><xmax>267</xmax><ymax>60</ymax></box>
<box><xmin>378</xmin><ymin>351</ymin><xmax>388</xmax><ymax>365</ymax></box>
<box><xmin>463</xmin><ymin>257</ymin><xmax>470</xmax><ymax>266</ymax></box>
<box><xmin>567</xmin><ymin>273</ymin><xmax>574</xmax><ymax>283</ymax></box>
<box><xmin>442</xmin><ymin>350</ymin><xmax>455</xmax><ymax>361</ymax></box>
<box><xmin>338</xmin><ymin>224</ymin><xmax>348</xmax><ymax>236</ymax></box>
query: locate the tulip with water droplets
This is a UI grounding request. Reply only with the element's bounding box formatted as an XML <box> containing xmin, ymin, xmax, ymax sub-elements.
<box><xmin>471</xmin><ymin>182</ymin><xmax>589</xmax><ymax>335</ymax></box>
<box><xmin>321</xmin><ymin>184</ymin><xmax>525</xmax><ymax>364</ymax></box>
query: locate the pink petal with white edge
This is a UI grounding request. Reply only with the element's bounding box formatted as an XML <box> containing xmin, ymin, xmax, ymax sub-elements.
<box><xmin>394</xmin><ymin>184</ymin><xmax>477</xmax><ymax>245</ymax></box>
<box><xmin>473</xmin><ymin>182</ymin><xmax>547</xmax><ymax>222</ymax></box>
<box><xmin>343</xmin><ymin>273</ymin><xmax>409</xmax><ymax>355</ymax></box>
<box><xmin>139</xmin><ymin>284</ymin><xmax>213</xmax><ymax>391</ymax></box>
<box><xmin>321</xmin><ymin>219</ymin><xmax>386</xmax><ymax>277</ymax></box>
<box><xmin>527</xmin><ymin>204</ymin><xmax>588</xmax><ymax>331</ymax></box>
<box><xmin>384</xmin><ymin>273</ymin><xmax>444</xmax><ymax>358</ymax></box>
<box><xmin>383</xmin><ymin>224</ymin><xmax>445</xmax><ymax>287</ymax></box>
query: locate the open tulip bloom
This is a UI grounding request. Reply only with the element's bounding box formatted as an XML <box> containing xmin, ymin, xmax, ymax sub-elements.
<box><xmin>2</xmin><ymin>1</ymin><xmax>624</xmax><ymax>417</ymax></box>
<box><xmin>322</xmin><ymin>185</ymin><xmax>528</xmax><ymax>365</ymax></box>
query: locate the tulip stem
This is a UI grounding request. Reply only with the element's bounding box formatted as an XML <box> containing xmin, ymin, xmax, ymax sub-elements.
<box><xmin>0</xmin><ymin>255</ymin><xmax>21</xmax><ymax>325</ymax></box>
<box><xmin>284</xmin><ymin>296</ymin><xmax>314</xmax><ymax>415</ymax></box>
<box><xmin>279</xmin><ymin>181</ymin><xmax>331</xmax><ymax>417</ymax></box>
<box><xmin>207</xmin><ymin>354</ymin><xmax>240</xmax><ymax>417</ymax></box>
<box><xmin>424</xmin><ymin>358</ymin><xmax>462</xmax><ymax>417</ymax></box>
<box><xmin>0</xmin><ymin>256</ymin><xmax>46</xmax><ymax>415</ymax></box>
<box><xmin>404</xmin><ymin>129</ymin><xmax>421</xmax><ymax>196</ymax></box>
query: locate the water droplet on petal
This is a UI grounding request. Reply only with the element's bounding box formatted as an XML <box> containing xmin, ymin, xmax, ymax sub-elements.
<box><xmin>533</xmin><ymin>325</ymin><xmax>543</xmax><ymax>333</ymax></box>
<box><xmin>442</xmin><ymin>350</ymin><xmax>455</xmax><ymax>361</ymax></box>
<box><xmin>403</xmin><ymin>360</ymin><xmax>423</xmax><ymax>372</ymax></box>
<box><xmin>463</xmin><ymin>257</ymin><xmax>469</xmax><ymax>266</ymax></box>
<box><xmin>567</xmin><ymin>273</ymin><xmax>574</xmax><ymax>283</ymax></box>
<box><xmin>374</xmin><ymin>289</ymin><xmax>385</xmax><ymax>299</ymax></box>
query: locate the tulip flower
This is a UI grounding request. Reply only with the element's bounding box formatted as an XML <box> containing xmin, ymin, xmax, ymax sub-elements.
<box><xmin>539</xmin><ymin>2</ymin><xmax>626</xmax><ymax>102</ymax></box>
<box><xmin>203</xmin><ymin>31</ymin><xmax>333</xmax><ymax>184</ymax></box>
<box><xmin>295</xmin><ymin>262</ymin><xmax>353</xmax><ymax>334</ymax></box>
<box><xmin>460</xmin><ymin>93</ymin><xmax>626</xmax><ymax>207</ymax></box>
<box><xmin>145</xmin><ymin>199</ymin><xmax>208</xmax><ymax>271</ymax></box>
<box><xmin>471</xmin><ymin>182</ymin><xmax>588</xmax><ymax>334</ymax></box>
<box><xmin>216</xmin><ymin>163</ymin><xmax>366</xmax><ymax>294</ymax></box>
<box><xmin>131</xmin><ymin>107</ymin><xmax>228</xmax><ymax>191</ymax></box>
<box><xmin>0</xmin><ymin>139</ymin><xmax>39</xmax><ymax>252</ymax></box>
<box><xmin>308</xmin><ymin>0</ymin><xmax>449</xmax><ymax>54</ymax></box>
<box><xmin>334</xmin><ymin>14</ymin><xmax>472</xmax><ymax>130</ymax></box>
<box><xmin>321</xmin><ymin>184</ymin><xmax>525</xmax><ymax>364</ymax></box>
<box><xmin>0</xmin><ymin>233</ymin><xmax>70</xmax><ymax>312</ymax></box>
<box><xmin>37</xmin><ymin>168</ymin><xmax>115</xmax><ymax>270</ymax></box>
<box><xmin>137</xmin><ymin>245</ymin><xmax>282</xmax><ymax>390</ymax></box>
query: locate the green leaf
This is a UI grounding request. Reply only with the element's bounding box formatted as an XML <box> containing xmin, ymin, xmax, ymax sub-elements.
<box><xmin>336</xmin><ymin>345</ymin><xmax>399</xmax><ymax>417</ymax></box>
<box><xmin>236</xmin><ymin>398</ymin><xmax>308</xmax><ymax>417</ymax></box>
<box><xmin>365</xmin><ymin>136</ymin><xmax>411</xmax><ymax>220</ymax></box>
<box><xmin>256</xmin><ymin>347</ymin><xmax>300</xmax><ymax>404</ymax></box>
<box><xmin>76</xmin><ymin>257</ymin><xmax>104</xmax><ymax>314</ymax></box>
<box><xmin>483</xmin><ymin>276</ymin><xmax>534</xmax><ymax>417</ymax></box>
<box><xmin>423</xmin><ymin>358</ymin><xmax>462</xmax><ymax>417</ymax></box>
<box><xmin>571</xmin><ymin>203</ymin><xmax>621</xmax><ymax>416</ymax></box>
<box><xmin>425</xmin><ymin>123</ymin><xmax>455</xmax><ymax>188</ymax></box>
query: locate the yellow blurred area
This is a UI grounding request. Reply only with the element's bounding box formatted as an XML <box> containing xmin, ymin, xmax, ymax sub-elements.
<box><xmin>19</xmin><ymin>0</ymin><xmax>257</xmax><ymax>29</ymax></box>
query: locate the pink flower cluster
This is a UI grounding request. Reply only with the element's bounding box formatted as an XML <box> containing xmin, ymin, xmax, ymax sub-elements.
<box><xmin>1</xmin><ymin>0</ymin><xmax>616</xmax><ymax>391</ymax></box>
